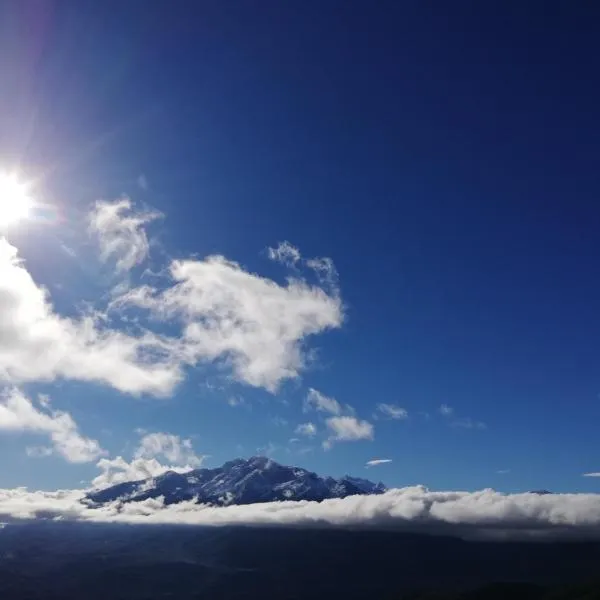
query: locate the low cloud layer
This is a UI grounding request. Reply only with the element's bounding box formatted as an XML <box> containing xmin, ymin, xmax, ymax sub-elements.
<box><xmin>2</xmin><ymin>486</ymin><xmax>600</xmax><ymax>541</ymax></box>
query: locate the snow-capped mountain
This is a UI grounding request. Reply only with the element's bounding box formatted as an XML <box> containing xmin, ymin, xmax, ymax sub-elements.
<box><xmin>86</xmin><ymin>456</ymin><xmax>387</xmax><ymax>506</ymax></box>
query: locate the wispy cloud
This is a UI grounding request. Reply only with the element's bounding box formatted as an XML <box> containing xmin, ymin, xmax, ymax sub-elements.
<box><xmin>376</xmin><ymin>403</ymin><xmax>408</xmax><ymax>420</ymax></box>
<box><xmin>439</xmin><ymin>404</ymin><xmax>454</xmax><ymax>416</ymax></box>
<box><xmin>88</xmin><ymin>198</ymin><xmax>162</xmax><ymax>274</ymax></box>
<box><xmin>365</xmin><ymin>458</ymin><xmax>392</xmax><ymax>468</ymax></box>
<box><xmin>295</xmin><ymin>422</ymin><xmax>317</xmax><ymax>437</ymax></box>
<box><xmin>304</xmin><ymin>388</ymin><xmax>342</xmax><ymax>415</ymax></box>
<box><xmin>583</xmin><ymin>473</ymin><xmax>600</xmax><ymax>477</ymax></box>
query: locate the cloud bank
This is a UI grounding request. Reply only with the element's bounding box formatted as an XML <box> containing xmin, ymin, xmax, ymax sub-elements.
<box><xmin>2</xmin><ymin>486</ymin><xmax>600</xmax><ymax>541</ymax></box>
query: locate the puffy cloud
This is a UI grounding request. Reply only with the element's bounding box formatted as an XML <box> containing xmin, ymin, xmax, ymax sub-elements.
<box><xmin>376</xmin><ymin>403</ymin><xmax>408</xmax><ymax>420</ymax></box>
<box><xmin>304</xmin><ymin>388</ymin><xmax>342</xmax><ymax>416</ymax></box>
<box><xmin>116</xmin><ymin>254</ymin><xmax>343</xmax><ymax>392</ymax></box>
<box><xmin>88</xmin><ymin>198</ymin><xmax>162</xmax><ymax>273</ymax></box>
<box><xmin>2</xmin><ymin>486</ymin><xmax>600</xmax><ymax>541</ymax></box>
<box><xmin>0</xmin><ymin>237</ymin><xmax>184</xmax><ymax>396</ymax></box>
<box><xmin>0</xmin><ymin>389</ymin><xmax>105</xmax><ymax>463</ymax></box>
<box><xmin>134</xmin><ymin>432</ymin><xmax>203</xmax><ymax>466</ymax></box>
<box><xmin>295</xmin><ymin>422</ymin><xmax>317</xmax><ymax>437</ymax></box>
<box><xmin>366</xmin><ymin>459</ymin><xmax>392</xmax><ymax>467</ymax></box>
<box><xmin>92</xmin><ymin>431</ymin><xmax>204</xmax><ymax>488</ymax></box>
<box><xmin>324</xmin><ymin>416</ymin><xmax>374</xmax><ymax>448</ymax></box>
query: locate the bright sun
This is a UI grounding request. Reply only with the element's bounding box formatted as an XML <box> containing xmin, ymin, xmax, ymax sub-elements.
<box><xmin>0</xmin><ymin>172</ymin><xmax>33</xmax><ymax>227</ymax></box>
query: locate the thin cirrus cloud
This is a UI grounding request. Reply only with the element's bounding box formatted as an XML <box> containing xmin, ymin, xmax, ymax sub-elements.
<box><xmin>376</xmin><ymin>403</ymin><xmax>408</xmax><ymax>420</ymax></box>
<box><xmin>0</xmin><ymin>199</ymin><xmax>343</xmax><ymax>397</ymax></box>
<box><xmin>366</xmin><ymin>458</ymin><xmax>392</xmax><ymax>468</ymax></box>
<box><xmin>3</xmin><ymin>486</ymin><xmax>600</xmax><ymax>542</ymax></box>
<box><xmin>0</xmin><ymin>389</ymin><xmax>105</xmax><ymax>463</ymax></box>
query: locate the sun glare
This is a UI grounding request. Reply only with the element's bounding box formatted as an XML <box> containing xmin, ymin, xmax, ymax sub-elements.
<box><xmin>0</xmin><ymin>172</ymin><xmax>33</xmax><ymax>227</ymax></box>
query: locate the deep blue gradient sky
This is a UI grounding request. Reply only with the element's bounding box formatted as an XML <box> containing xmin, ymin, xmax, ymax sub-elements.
<box><xmin>1</xmin><ymin>1</ymin><xmax>600</xmax><ymax>493</ymax></box>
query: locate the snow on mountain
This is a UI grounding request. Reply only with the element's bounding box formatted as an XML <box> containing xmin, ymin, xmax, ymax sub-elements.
<box><xmin>85</xmin><ymin>456</ymin><xmax>387</xmax><ymax>507</ymax></box>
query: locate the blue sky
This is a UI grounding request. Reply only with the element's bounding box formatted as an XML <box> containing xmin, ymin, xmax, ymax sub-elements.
<box><xmin>0</xmin><ymin>1</ymin><xmax>599</xmax><ymax>494</ymax></box>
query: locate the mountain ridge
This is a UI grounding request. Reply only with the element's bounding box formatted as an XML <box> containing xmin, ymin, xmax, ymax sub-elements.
<box><xmin>86</xmin><ymin>456</ymin><xmax>387</xmax><ymax>507</ymax></box>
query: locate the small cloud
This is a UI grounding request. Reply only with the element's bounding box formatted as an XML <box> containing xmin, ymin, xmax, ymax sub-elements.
<box><xmin>376</xmin><ymin>403</ymin><xmax>408</xmax><ymax>420</ymax></box>
<box><xmin>271</xmin><ymin>416</ymin><xmax>288</xmax><ymax>427</ymax></box>
<box><xmin>365</xmin><ymin>458</ymin><xmax>392</xmax><ymax>468</ymax></box>
<box><xmin>227</xmin><ymin>396</ymin><xmax>245</xmax><ymax>407</ymax></box>
<box><xmin>496</xmin><ymin>469</ymin><xmax>511</xmax><ymax>475</ymax></box>
<box><xmin>324</xmin><ymin>416</ymin><xmax>374</xmax><ymax>449</ymax></box>
<box><xmin>583</xmin><ymin>472</ymin><xmax>600</xmax><ymax>477</ymax></box>
<box><xmin>267</xmin><ymin>241</ymin><xmax>301</xmax><ymax>267</ymax></box>
<box><xmin>304</xmin><ymin>388</ymin><xmax>342</xmax><ymax>416</ymax></box>
<box><xmin>439</xmin><ymin>404</ymin><xmax>453</xmax><ymax>416</ymax></box>
<box><xmin>295</xmin><ymin>422</ymin><xmax>317</xmax><ymax>437</ymax></box>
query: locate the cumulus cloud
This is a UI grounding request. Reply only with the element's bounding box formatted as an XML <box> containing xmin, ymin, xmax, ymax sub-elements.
<box><xmin>0</xmin><ymin>198</ymin><xmax>344</xmax><ymax>397</ymax></box>
<box><xmin>0</xmin><ymin>389</ymin><xmax>105</xmax><ymax>463</ymax></box>
<box><xmin>295</xmin><ymin>422</ymin><xmax>317</xmax><ymax>437</ymax></box>
<box><xmin>92</xmin><ymin>431</ymin><xmax>204</xmax><ymax>488</ymax></box>
<box><xmin>324</xmin><ymin>416</ymin><xmax>374</xmax><ymax>449</ymax></box>
<box><xmin>366</xmin><ymin>459</ymin><xmax>392</xmax><ymax>467</ymax></box>
<box><xmin>2</xmin><ymin>486</ymin><xmax>600</xmax><ymax>541</ymax></box>
<box><xmin>0</xmin><ymin>237</ymin><xmax>185</xmax><ymax>396</ymax></box>
<box><xmin>304</xmin><ymin>388</ymin><xmax>342</xmax><ymax>415</ymax></box>
<box><xmin>376</xmin><ymin>403</ymin><xmax>408</xmax><ymax>420</ymax></box>
<box><xmin>115</xmin><ymin>254</ymin><xmax>343</xmax><ymax>392</ymax></box>
<box><xmin>88</xmin><ymin>198</ymin><xmax>162</xmax><ymax>274</ymax></box>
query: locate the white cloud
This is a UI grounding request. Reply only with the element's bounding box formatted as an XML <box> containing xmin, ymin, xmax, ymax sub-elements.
<box><xmin>0</xmin><ymin>237</ymin><xmax>185</xmax><ymax>396</ymax></box>
<box><xmin>324</xmin><ymin>416</ymin><xmax>374</xmax><ymax>448</ymax></box>
<box><xmin>366</xmin><ymin>459</ymin><xmax>392</xmax><ymax>468</ymax></box>
<box><xmin>3</xmin><ymin>486</ymin><xmax>600</xmax><ymax>541</ymax></box>
<box><xmin>92</xmin><ymin>431</ymin><xmax>204</xmax><ymax>489</ymax></box>
<box><xmin>584</xmin><ymin>473</ymin><xmax>600</xmax><ymax>477</ymax></box>
<box><xmin>134</xmin><ymin>432</ymin><xmax>203</xmax><ymax>466</ymax></box>
<box><xmin>376</xmin><ymin>403</ymin><xmax>408</xmax><ymax>420</ymax></box>
<box><xmin>116</xmin><ymin>253</ymin><xmax>343</xmax><ymax>393</ymax></box>
<box><xmin>295</xmin><ymin>422</ymin><xmax>317</xmax><ymax>437</ymax></box>
<box><xmin>268</xmin><ymin>242</ymin><xmax>339</xmax><ymax>288</ymax></box>
<box><xmin>0</xmin><ymin>389</ymin><xmax>105</xmax><ymax>463</ymax></box>
<box><xmin>267</xmin><ymin>241</ymin><xmax>301</xmax><ymax>267</ymax></box>
<box><xmin>88</xmin><ymin>198</ymin><xmax>162</xmax><ymax>274</ymax></box>
<box><xmin>440</xmin><ymin>404</ymin><xmax>453</xmax><ymax>416</ymax></box>
<box><xmin>304</xmin><ymin>388</ymin><xmax>342</xmax><ymax>415</ymax></box>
